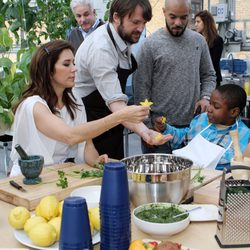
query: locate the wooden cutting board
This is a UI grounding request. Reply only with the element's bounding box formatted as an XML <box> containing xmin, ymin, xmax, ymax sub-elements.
<box><xmin>193</xmin><ymin>173</ymin><xmax>234</xmax><ymax>205</ymax></box>
<box><xmin>183</xmin><ymin>168</ymin><xmax>223</xmax><ymax>202</ymax></box>
<box><xmin>0</xmin><ymin>163</ymin><xmax>102</xmax><ymax>211</ymax></box>
<box><xmin>0</xmin><ymin>164</ymin><xmax>222</xmax><ymax>211</ymax></box>
<box><xmin>193</xmin><ymin>176</ymin><xmax>223</xmax><ymax>205</ymax></box>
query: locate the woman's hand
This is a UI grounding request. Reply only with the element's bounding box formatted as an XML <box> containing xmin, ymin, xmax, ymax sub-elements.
<box><xmin>94</xmin><ymin>154</ymin><xmax>108</xmax><ymax>169</ymax></box>
<box><xmin>118</xmin><ymin>105</ymin><xmax>150</xmax><ymax>123</ymax></box>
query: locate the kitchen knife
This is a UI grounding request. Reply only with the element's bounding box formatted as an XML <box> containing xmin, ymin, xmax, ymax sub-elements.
<box><xmin>9</xmin><ymin>180</ymin><xmax>27</xmax><ymax>192</ymax></box>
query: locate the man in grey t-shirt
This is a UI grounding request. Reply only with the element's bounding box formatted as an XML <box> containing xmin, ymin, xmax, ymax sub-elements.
<box><xmin>133</xmin><ymin>0</ymin><xmax>216</xmax><ymax>154</ymax></box>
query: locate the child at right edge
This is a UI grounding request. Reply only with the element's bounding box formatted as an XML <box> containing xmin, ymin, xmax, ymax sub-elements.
<box><xmin>154</xmin><ymin>84</ymin><xmax>250</xmax><ymax>170</ymax></box>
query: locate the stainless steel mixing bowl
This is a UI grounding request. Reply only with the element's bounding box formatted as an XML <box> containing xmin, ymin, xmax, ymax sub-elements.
<box><xmin>121</xmin><ymin>154</ymin><xmax>193</xmax><ymax>207</ymax></box>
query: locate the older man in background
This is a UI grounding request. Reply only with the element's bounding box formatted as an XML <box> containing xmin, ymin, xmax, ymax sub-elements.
<box><xmin>67</xmin><ymin>0</ymin><xmax>104</xmax><ymax>53</ymax></box>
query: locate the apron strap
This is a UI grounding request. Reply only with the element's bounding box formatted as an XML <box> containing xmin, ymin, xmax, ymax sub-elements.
<box><xmin>199</xmin><ymin>120</ymin><xmax>239</xmax><ymax>152</ymax></box>
<box><xmin>107</xmin><ymin>24</ymin><xmax>117</xmax><ymax>50</ymax></box>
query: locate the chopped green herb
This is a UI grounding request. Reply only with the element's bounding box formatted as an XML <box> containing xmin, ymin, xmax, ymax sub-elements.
<box><xmin>94</xmin><ymin>162</ymin><xmax>105</xmax><ymax>170</ymax></box>
<box><xmin>56</xmin><ymin>170</ymin><xmax>68</xmax><ymax>189</ymax></box>
<box><xmin>55</xmin><ymin>168</ymin><xmax>103</xmax><ymax>189</ymax></box>
<box><xmin>191</xmin><ymin>168</ymin><xmax>205</xmax><ymax>184</ymax></box>
<box><xmin>135</xmin><ymin>204</ymin><xmax>188</xmax><ymax>223</ymax></box>
<box><xmin>227</xmin><ymin>186</ymin><xmax>250</xmax><ymax>194</ymax></box>
<box><xmin>77</xmin><ymin>169</ymin><xmax>103</xmax><ymax>178</ymax></box>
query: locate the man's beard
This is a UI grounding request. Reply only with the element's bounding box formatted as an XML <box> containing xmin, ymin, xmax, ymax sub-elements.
<box><xmin>165</xmin><ymin>20</ymin><xmax>187</xmax><ymax>37</ymax></box>
<box><xmin>117</xmin><ymin>22</ymin><xmax>141</xmax><ymax>44</ymax></box>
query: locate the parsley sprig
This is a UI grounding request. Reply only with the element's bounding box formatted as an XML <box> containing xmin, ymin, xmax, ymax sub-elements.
<box><xmin>55</xmin><ymin>168</ymin><xmax>103</xmax><ymax>189</ymax></box>
<box><xmin>191</xmin><ymin>168</ymin><xmax>205</xmax><ymax>184</ymax></box>
<box><xmin>56</xmin><ymin>170</ymin><xmax>68</xmax><ymax>189</ymax></box>
<box><xmin>73</xmin><ymin>169</ymin><xmax>103</xmax><ymax>178</ymax></box>
<box><xmin>93</xmin><ymin>162</ymin><xmax>105</xmax><ymax>169</ymax></box>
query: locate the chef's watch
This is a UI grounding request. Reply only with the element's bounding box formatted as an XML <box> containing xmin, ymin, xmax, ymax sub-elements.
<box><xmin>202</xmin><ymin>95</ymin><xmax>210</xmax><ymax>101</ymax></box>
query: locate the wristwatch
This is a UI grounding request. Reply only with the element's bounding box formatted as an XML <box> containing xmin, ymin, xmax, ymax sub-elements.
<box><xmin>202</xmin><ymin>95</ymin><xmax>210</xmax><ymax>101</ymax></box>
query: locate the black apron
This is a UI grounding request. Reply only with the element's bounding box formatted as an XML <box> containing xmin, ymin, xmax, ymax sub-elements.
<box><xmin>82</xmin><ymin>24</ymin><xmax>137</xmax><ymax>160</ymax></box>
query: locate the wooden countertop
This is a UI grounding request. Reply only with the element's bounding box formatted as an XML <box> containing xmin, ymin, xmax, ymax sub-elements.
<box><xmin>1</xmin><ymin>199</ymin><xmax>249</xmax><ymax>249</ymax></box>
<box><xmin>0</xmin><ymin>164</ymin><xmax>248</xmax><ymax>250</ymax></box>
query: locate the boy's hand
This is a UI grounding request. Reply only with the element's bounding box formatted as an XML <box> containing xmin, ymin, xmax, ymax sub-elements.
<box><xmin>154</xmin><ymin>116</ymin><xmax>167</xmax><ymax>132</ymax></box>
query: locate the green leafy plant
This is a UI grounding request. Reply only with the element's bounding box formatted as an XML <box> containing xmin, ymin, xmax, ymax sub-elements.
<box><xmin>0</xmin><ymin>0</ymin><xmax>75</xmax><ymax>47</ymax></box>
<box><xmin>0</xmin><ymin>27</ymin><xmax>34</xmax><ymax>130</ymax></box>
<box><xmin>0</xmin><ymin>0</ymin><xmax>75</xmax><ymax>130</ymax></box>
<box><xmin>104</xmin><ymin>0</ymin><xmax>112</xmax><ymax>22</ymax></box>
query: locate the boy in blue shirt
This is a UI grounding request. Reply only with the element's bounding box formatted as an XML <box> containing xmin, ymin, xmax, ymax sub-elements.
<box><xmin>155</xmin><ymin>84</ymin><xmax>250</xmax><ymax>170</ymax></box>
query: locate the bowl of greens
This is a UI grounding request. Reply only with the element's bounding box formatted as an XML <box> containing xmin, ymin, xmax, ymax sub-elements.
<box><xmin>133</xmin><ymin>203</ymin><xmax>190</xmax><ymax>238</ymax></box>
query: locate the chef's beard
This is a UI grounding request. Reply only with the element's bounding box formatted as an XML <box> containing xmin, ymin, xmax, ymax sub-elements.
<box><xmin>117</xmin><ymin>22</ymin><xmax>141</xmax><ymax>44</ymax></box>
<box><xmin>165</xmin><ymin>20</ymin><xmax>187</xmax><ymax>37</ymax></box>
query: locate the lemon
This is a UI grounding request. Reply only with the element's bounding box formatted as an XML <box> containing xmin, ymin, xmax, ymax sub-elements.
<box><xmin>140</xmin><ymin>99</ymin><xmax>153</xmax><ymax>107</ymax></box>
<box><xmin>39</xmin><ymin>196</ymin><xmax>59</xmax><ymax>220</ymax></box>
<box><xmin>24</xmin><ymin>216</ymin><xmax>47</xmax><ymax>234</ymax></box>
<box><xmin>58</xmin><ymin>200</ymin><xmax>64</xmax><ymax>217</ymax></box>
<box><xmin>48</xmin><ymin>217</ymin><xmax>61</xmax><ymax>241</ymax></box>
<box><xmin>35</xmin><ymin>205</ymin><xmax>41</xmax><ymax>217</ymax></box>
<box><xmin>89</xmin><ymin>217</ymin><xmax>94</xmax><ymax>235</ymax></box>
<box><xmin>29</xmin><ymin>222</ymin><xmax>56</xmax><ymax>247</ymax></box>
<box><xmin>8</xmin><ymin>206</ymin><xmax>30</xmax><ymax>229</ymax></box>
<box><xmin>88</xmin><ymin>207</ymin><xmax>100</xmax><ymax>231</ymax></box>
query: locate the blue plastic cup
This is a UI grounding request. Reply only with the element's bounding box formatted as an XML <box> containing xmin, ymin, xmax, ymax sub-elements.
<box><xmin>100</xmin><ymin>162</ymin><xmax>129</xmax><ymax>206</ymax></box>
<box><xmin>59</xmin><ymin>196</ymin><xmax>92</xmax><ymax>250</ymax></box>
<box><xmin>100</xmin><ymin>162</ymin><xmax>131</xmax><ymax>250</ymax></box>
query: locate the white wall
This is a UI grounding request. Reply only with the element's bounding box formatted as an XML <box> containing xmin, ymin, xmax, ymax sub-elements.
<box><xmin>93</xmin><ymin>0</ymin><xmax>109</xmax><ymax>20</ymax></box>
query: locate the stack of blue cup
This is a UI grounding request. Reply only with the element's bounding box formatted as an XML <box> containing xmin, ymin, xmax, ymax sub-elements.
<box><xmin>59</xmin><ymin>196</ymin><xmax>93</xmax><ymax>250</ymax></box>
<box><xmin>100</xmin><ymin>162</ymin><xmax>131</xmax><ymax>250</ymax></box>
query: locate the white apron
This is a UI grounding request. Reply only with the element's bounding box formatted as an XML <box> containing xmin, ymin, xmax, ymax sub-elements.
<box><xmin>172</xmin><ymin>124</ymin><xmax>233</xmax><ymax>169</ymax></box>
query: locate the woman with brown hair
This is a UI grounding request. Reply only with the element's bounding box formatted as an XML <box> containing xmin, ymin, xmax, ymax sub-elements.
<box><xmin>9</xmin><ymin>40</ymin><xmax>153</xmax><ymax>176</ymax></box>
<box><xmin>195</xmin><ymin>10</ymin><xmax>224</xmax><ymax>87</ymax></box>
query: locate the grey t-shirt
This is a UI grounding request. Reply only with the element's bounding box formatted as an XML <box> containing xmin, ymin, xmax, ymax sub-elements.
<box><xmin>133</xmin><ymin>28</ymin><xmax>216</xmax><ymax>127</ymax></box>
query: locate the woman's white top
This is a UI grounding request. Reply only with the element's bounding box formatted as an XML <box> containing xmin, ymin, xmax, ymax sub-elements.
<box><xmin>10</xmin><ymin>95</ymin><xmax>86</xmax><ymax>176</ymax></box>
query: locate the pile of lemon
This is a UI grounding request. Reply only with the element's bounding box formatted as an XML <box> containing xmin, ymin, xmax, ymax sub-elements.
<box><xmin>8</xmin><ymin>195</ymin><xmax>100</xmax><ymax>247</ymax></box>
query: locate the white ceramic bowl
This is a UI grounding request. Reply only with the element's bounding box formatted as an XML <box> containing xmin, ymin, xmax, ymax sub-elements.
<box><xmin>133</xmin><ymin>203</ymin><xmax>190</xmax><ymax>238</ymax></box>
<box><xmin>70</xmin><ymin>185</ymin><xmax>101</xmax><ymax>208</ymax></box>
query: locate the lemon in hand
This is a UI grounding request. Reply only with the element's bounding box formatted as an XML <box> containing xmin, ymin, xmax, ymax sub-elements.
<box><xmin>39</xmin><ymin>195</ymin><xmax>59</xmax><ymax>220</ymax></box>
<box><xmin>29</xmin><ymin>222</ymin><xmax>56</xmax><ymax>247</ymax></box>
<box><xmin>155</xmin><ymin>133</ymin><xmax>163</xmax><ymax>140</ymax></box>
<box><xmin>24</xmin><ymin>216</ymin><xmax>46</xmax><ymax>234</ymax></box>
<box><xmin>8</xmin><ymin>206</ymin><xmax>30</xmax><ymax>229</ymax></box>
<box><xmin>48</xmin><ymin>216</ymin><xmax>61</xmax><ymax>241</ymax></box>
<box><xmin>140</xmin><ymin>99</ymin><xmax>153</xmax><ymax>108</ymax></box>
